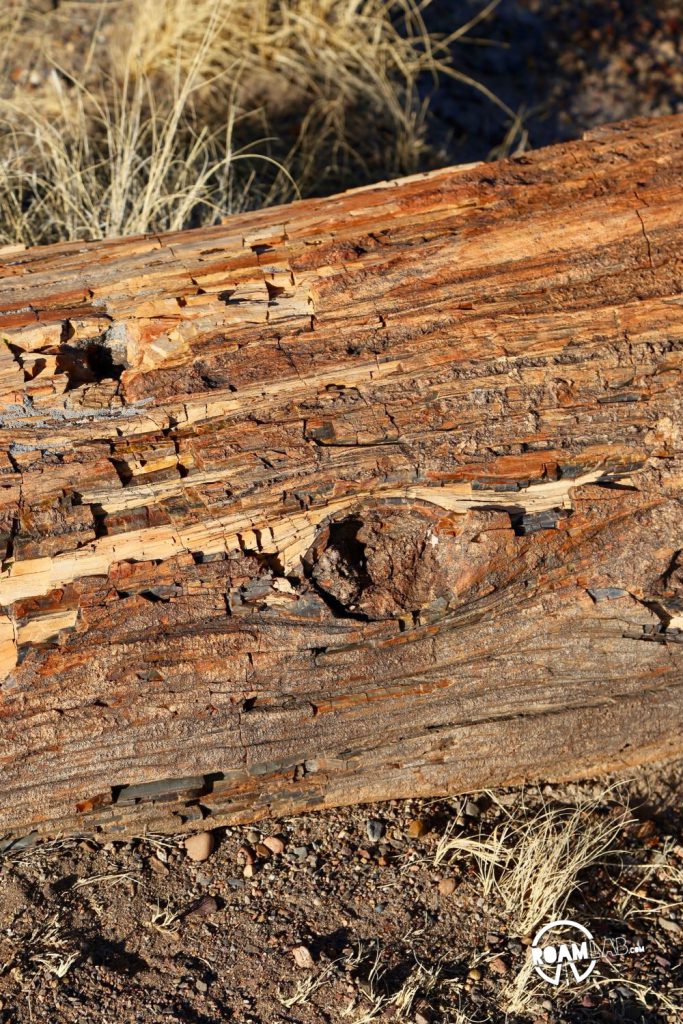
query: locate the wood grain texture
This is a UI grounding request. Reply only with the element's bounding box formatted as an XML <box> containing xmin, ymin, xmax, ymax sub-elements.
<box><xmin>0</xmin><ymin>114</ymin><xmax>682</xmax><ymax>841</ymax></box>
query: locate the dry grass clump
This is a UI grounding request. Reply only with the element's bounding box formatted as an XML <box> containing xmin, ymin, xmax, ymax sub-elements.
<box><xmin>0</xmin><ymin>0</ymin><xmax>458</xmax><ymax>246</ymax></box>
<box><xmin>435</xmin><ymin>788</ymin><xmax>630</xmax><ymax>1016</ymax></box>
<box><xmin>341</xmin><ymin>943</ymin><xmax>449</xmax><ymax>1024</ymax></box>
<box><xmin>276</xmin><ymin>939</ymin><xmax>464</xmax><ymax>1021</ymax></box>
<box><xmin>436</xmin><ymin>788</ymin><xmax>628</xmax><ymax>937</ymax></box>
<box><xmin>1</xmin><ymin>913</ymin><xmax>79</xmax><ymax>982</ymax></box>
<box><xmin>147</xmin><ymin>900</ymin><xmax>185</xmax><ymax>936</ymax></box>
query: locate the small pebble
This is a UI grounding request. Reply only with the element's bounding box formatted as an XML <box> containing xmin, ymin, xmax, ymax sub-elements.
<box><xmin>464</xmin><ymin>799</ymin><xmax>480</xmax><ymax>818</ymax></box>
<box><xmin>195</xmin><ymin>980</ymin><xmax>208</xmax><ymax>995</ymax></box>
<box><xmin>263</xmin><ymin>835</ymin><xmax>285</xmax><ymax>855</ymax></box>
<box><xmin>467</xmin><ymin>968</ymin><xmax>481</xmax><ymax>982</ymax></box>
<box><xmin>636</xmin><ymin>819</ymin><xmax>657</xmax><ymax>839</ymax></box>
<box><xmin>489</xmin><ymin>956</ymin><xmax>509</xmax><ymax>975</ymax></box>
<box><xmin>438</xmin><ymin>877</ymin><xmax>456</xmax><ymax>897</ymax></box>
<box><xmin>658</xmin><ymin>916</ymin><xmax>682</xmax><ymax>934</ymax></box>
<box><xmin>292</xmin><ymin>945</ymin><xmax>315</xmax><ymax>969</ymax></box>
<box><xmin>366</xmin><ymin>818</ymin><xmax>385</xmax><ymax>842</ymax></box>
<box><xmin>406</xmin><ymin>818</ymin><xmax>427</xmax><ymax>838</ymax></box>
<box><xmin>184</xmin><ymin>895</ymin><xmax>219</xmax><ymax>919</ymax></box>
<box><xmin>184</xmin><ymin>832</ymin><xmax>215</xmax><ymax>863</ymax></box>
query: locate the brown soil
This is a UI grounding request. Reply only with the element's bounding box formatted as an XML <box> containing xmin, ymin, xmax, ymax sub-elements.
<box><xmin>0</xmin><ymin>762</ymin><xmax>681</xmax><ymax>1023</ymax></box>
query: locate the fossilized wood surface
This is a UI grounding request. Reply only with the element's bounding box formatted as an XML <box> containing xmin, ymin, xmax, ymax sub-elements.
<box><xmin>0</xmin><ymin>115</ymin><xmax>682</xmax><ymax>841</ymax></box>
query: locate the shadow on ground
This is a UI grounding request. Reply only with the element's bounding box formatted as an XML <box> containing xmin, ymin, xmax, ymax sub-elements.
<box><xmin>423</xmin><ymin>0</ymin><xmax>683</xmax><ymax>163</ymax></box>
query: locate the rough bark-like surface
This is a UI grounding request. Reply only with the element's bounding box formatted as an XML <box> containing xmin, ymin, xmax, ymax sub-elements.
<box><xmin>0</xmin><ymin>115</ymin><xmax>681</xmax><ymax>842</ymax></box>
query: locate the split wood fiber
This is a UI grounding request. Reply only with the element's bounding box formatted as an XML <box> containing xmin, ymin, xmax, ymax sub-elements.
<box><xmin>0</xmin><ymin>115</ymin><xmax>682</xmax><ymax>841</ymax></box>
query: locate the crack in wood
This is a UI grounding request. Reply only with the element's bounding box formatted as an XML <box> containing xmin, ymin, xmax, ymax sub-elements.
<box><xmin>0</xmin><ymin>115</ymin><xmax>681</xmax><ymax>837</ymax></box>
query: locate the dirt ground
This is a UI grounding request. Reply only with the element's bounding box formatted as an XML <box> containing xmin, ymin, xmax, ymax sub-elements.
<box><xmin>0</xmin><ymin>762</ymin><xmax>681</xmax><ymax>1023</ymax></box>
<box><xmin>424</xmin><ymin>0</ymin><xmax>683</xmax><ymax>164</ymax></box>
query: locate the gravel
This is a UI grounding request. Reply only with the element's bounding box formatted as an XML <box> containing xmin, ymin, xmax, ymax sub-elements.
<box><xmin>0</xmin><ymin>761</ymin><xmax>680</xmax><ymax>1023</ymax></box>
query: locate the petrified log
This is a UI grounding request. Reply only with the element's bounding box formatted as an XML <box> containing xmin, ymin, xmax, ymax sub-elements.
<box><xmin>0</xmin><ymin>115</ymin><xmax>682</xmax><ymax>842</ymax></box>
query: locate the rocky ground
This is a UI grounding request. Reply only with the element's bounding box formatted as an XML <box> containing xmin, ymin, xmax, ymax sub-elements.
<box><xmin>0</xmin><ymin>761</ymin><xmax>681</xmax><ymax>1023</ymax></box>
